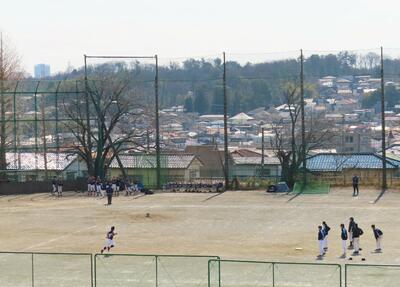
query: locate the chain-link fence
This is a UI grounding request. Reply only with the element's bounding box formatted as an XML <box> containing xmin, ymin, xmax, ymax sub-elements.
<box><xmin>94</xmin><ymin>254</ymin><xmax>219</xmax><ymax>287</ymax></box>
<box><xmin>345</xmin><ymin>264</ymin><xmax>400</xmax><ymax>287</ymax></box>
<box><xmin>0</xmin><ymin>252</ymin><xmax>93</xmax><ymax>287</ymax></box>
<box><xmin>208</xmin><ymin>259</ymin><xmax>342</xmax><ymax>287</ymax></box>
<box><xmin>2</xmin><ymin>252</ymin><xmax>400</xmax><ymax>286</ymax></box>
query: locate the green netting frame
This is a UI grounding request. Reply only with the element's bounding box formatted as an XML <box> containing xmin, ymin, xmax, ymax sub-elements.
<box><xmin>94</xmin><ymin>253</ymin><xmax>219</xmax><ymax>287</ymax></box>
<box><xmin>208</xmin><ymin>259</ymin><xmax>342</xmax><ymax>287</ymax></box>
<box><xmin>345</xmin><ymin>264</ymin><xmax>400</xmax><ymax>287</ymax></box>
<box><xmin>0</xmin><ymin>251</ymin><xmax>93</xmax><ymax>287</ymax></box>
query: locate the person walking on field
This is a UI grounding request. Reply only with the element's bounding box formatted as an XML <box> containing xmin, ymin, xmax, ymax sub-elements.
<box><xmin>317</xmin><ymin>225</ymin><xmax>325</xmax><ymax>259</ymax></box>
<box><xmin>352</xmin><ymin>223</ymin><xmax>363</xmax><ymax>255</ymax></box>
<box><xmin>371</xmin><ymin>225</ymin><xmax>383</xmax><ymax>253</ymax></box>
<box><xmin>352</xmin><ymin>175</ymin><xmax>360</xmax><ymax>196</ymax></box>
<box><xmin>322</xmin><ymin>221</ymin><xmax>330</xmax><ymax>251</ymax></box>
<box><xmin>348</xmin><ymin>217</ymin><xmax>356</xmax><ymax>249</ymax></box>
<box><xmin>106</xmin><ymin>181</ymin><xmax>113</xmax><ymax>205</ymax></box>
<box><xmin>340</xmin><ymin>224</ymin><xmax>348</xmax><ymax>258</ymax></box>
<box><xmin>100</xmin><ymin>226</ymin><xmax>117</xmax><ymax>253</ymax></box>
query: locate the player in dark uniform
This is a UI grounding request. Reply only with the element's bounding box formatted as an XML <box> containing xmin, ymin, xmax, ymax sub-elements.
<box><xmin>101</xmin><ymin>226</ymin><xmax>117</xmax><ymax>253</ymax></box>
<box><xmin>106</xmin><ymin>181</ymin><xmax>113</xmax><ymax>205</ymax></box>
<box><xmin>51</xmin><ymin>176</ymin><xmax>57</xmax><ymax>195</ymax></box>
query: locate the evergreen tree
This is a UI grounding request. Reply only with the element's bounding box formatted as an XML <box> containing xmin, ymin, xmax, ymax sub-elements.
<box><xmin>184</xmin><ymin>96</ymin><xmax>194</xmax><ymax>112</ymax></box>
<box><xmin>193</xmin><ymin>87</ymin><xmax>209</xmax><ymax>115</ymax></box>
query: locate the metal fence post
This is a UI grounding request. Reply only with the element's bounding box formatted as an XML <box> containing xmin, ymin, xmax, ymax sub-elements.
<box><xmin>94</xmin><ymin>254</ymin><xmax>97</xmax><ymax>287</ymax></box>
<box><xmin>31</xmin><ymin>253</ymin><xmax>34</xmax><ymax>287</ymax></box>
<box><xmin>344</xmin><ymin>264</ymin><xmax>347</xmax><ymax>287</ymax></box>
<box><xmin>218</xmin><ymin>259</ymin><xmax>221</xmax><ymax>287</ymax></box>
<box><xmin>90</xmin><ymin>254</ymin><xmax>94</xmax><ymax>287</ymax></box>
<box><xmin>272</xmin><ymin>262</ymin><xmax>275</xmax><ymax>287</ymax></box>
<box><xmin>155</xmin><ymin>255</ymin><xmax>158</xmax><ymax>287</ymax></box>
<box><xmin>208</xmin><ymin>260</ymin><xmax>214</xmax><ymax>287</ymax></box>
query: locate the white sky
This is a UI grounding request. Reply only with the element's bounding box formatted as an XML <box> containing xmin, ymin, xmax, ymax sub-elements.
<box><xmin>1</xmin><ymin>0</ymin><xmax>400</xmax><ymax>75</ymax></box>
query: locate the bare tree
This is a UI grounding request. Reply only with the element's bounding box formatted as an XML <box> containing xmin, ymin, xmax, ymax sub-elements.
<box><xmin>63</xmin><ymin>67</ymin><xmax>152</xmax><ymax>178</ymax></box>
<box><xmin>271</xmin><ymin>83</ymin><xmax>335</xmax><ymax>187</ymax></box>
<box><xmin>0</xmin><ymin>32</ymin><xmax>23</xmax><ymax>180</ymax></box>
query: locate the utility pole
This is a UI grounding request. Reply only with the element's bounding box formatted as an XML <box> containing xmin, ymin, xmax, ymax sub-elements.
<box><xmin>261</xmin><ymin>127</ymin><xmax>265</xmax><ymax>177</ymax></box>
<box><xmin>380</xmin><ymin>47</ymin><xmax>387</xmax><ymax>190</ymax></box>
<box><xmin>223</xmin><ymin>52</ymin><xmax>229</xmax><ymax>190</ymax></box>
<box><xmin>155</xmin><ymin>55</ymin><xmax>161</xmax><ymax>189</ymax></box>
<box><xmin>300</xmin><ymin>49</ymin><xmax>306</xmax><ymax>186</ymax></box>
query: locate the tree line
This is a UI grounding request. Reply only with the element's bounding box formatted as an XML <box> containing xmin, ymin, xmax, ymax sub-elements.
<box><xmin>51</xmin><ymin>51</ymin><xmax>400</xmax><ymax>115</ymax></box>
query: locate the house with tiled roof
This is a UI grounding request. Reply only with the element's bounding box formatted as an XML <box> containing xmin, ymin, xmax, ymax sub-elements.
<box><xmin>306</xmin><ymin>153</ymin><xmax>400</xmax><ymax>186</ymax></box>
<box><xmin>108</xmin><ymin>153</ymin><xmax>203</xmax><ymax>187</ymax></box>
<box><xmin>230</xmin><ymin>148</ymin><xmax>281</xmax><ymax>179</ymax></box>
<box><xmin>5</xmin><ymin>152</ymin><xmax>78</xmax><ymax>182</ymax></box>
<box><xmin>185</xmin><ymin>145</ymin><xmax>227</xmax><ymax>178</ymax></box>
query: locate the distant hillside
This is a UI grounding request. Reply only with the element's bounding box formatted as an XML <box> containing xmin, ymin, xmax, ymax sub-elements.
<box><xmin>46</xmin><ymin>52</ymin><xmax>400</xmax><ymax>115</ymax></box>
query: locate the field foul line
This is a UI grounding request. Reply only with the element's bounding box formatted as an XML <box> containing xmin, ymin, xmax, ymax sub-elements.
<box><xmin>23</xmin><ymin>225</ymin><xmax>97</xmax><ymax>251</ymax></box>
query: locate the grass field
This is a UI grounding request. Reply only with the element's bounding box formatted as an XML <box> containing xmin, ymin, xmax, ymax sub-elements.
<box><xmin>1</xmin><ymin>188</ymin><xmax>400</xmax><ymax>286</ymax></box>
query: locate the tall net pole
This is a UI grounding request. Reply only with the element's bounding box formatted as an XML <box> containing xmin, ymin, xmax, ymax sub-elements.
<box><xmin>261</xmin><ymin>127</ymin><xmax>265</xmax><ymax>177</ymax></box>
<box><xmin>300</xmin><ymin>49</ymin><xmax>306</xmax><ymax>186</ymax></box>
<box><xmin>155</xmin><ymin>55</ymin><xmax>161</xmax><ymax>189</ymax></box>
<box><xmin>380</xmin><ymin>47</ymin><xmax>387</xmax><ymax>190</ymax></box>
<box><xmin>223</xmin><ymin>52</ymin><xmax>229</xmax><ymax>190</ymax></box>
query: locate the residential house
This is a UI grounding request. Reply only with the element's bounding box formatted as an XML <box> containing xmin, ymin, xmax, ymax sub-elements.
<box><xmin>5</xmin><ymin>152</ymin><xmax>77</xmax><ymax>182</ymax></box>
<box><xmin>306</xmin><ymin>153</ymin><xmax>400</xmax><ymax>186</ymax></box>
<box><xmin>108</xmin><ymin>154</ymin><xmax>203</xmax><ymax>187</ymax></box>
<box><xmin>185</xmin><ymin>145</ymin><xmax>227</xmax><ymax>178</ymax></box>
<box><xmin>230</xmin><ymin>148</ymin><xmax>281</xmax><ymax>179</ymax></box>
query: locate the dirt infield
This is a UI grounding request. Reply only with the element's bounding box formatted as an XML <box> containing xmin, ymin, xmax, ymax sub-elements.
<box><xmin>0</xmin><ymin>188</ymin><xmax>399</xmax><ymax>264</ymax></box>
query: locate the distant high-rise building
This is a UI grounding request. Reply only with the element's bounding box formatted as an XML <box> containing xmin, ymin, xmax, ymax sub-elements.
<box><xmin>34</xmin><ymin>64</ymin><xmax>50</xmax><ymax>78</ymax></box>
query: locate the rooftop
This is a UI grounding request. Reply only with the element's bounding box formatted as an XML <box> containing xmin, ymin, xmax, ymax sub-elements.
<box><xmin>110</xmin><ymin>154</ymin><xmax>200</xmax><ymax>169</ymax></box>
<box><xmin>306</xmin><ymin>153</ymin><xmax>399</xmax><ymax>172</ymax></box>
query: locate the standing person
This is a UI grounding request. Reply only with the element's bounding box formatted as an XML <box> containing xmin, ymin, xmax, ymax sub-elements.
<box><xmin>116</xmin><ymin>178</ymin><xmax>121</xmax><ymax>196</ymax></box>
<box><xmin>322</xmin><ymin>221</ymin><xmax>331</xmax><ymax>251</ymax></box>
<box><xmin>100</xmin><ymin>180</ymin><xmax>106</xmax><ymax>198</ymax></box>
<box><xmin>51</xmin><ymin>176</ymin><xmax>57</xmax><ymax>195</ymax></box>
<box><xmin>348</xmin><ymin>217</ymin><xmax>356</xmax><ymax>249</ymax></box>
<box><xmin>371</xmin><ymin>225</ymin><xmax>383</xmax><ymax>252</ymax></box>
<box><xmin>90</xmin><ymin>177</ymin><xmax>96</xmax><ymax>196</ymax></box>
<box><xmin>96</xmin><ymin>177</ymin><xmax>102</xmax><ymax>197</ymax></box>
<box><xmin>87</xmin><ymin>176</ymin><xmax>92</xmax><ymax>196</ymax></box>
<box><xmin>100</xmin><ymin>226</ymin><xmax>117</xmax><ymax>253</ymax></box>
<box><xmin>340</xmin><ymin>224</ymin><xmax>348</xmax><ymax>258</ymax></box>
<box><xmin>106</xmin><ymin>181</ymin><xmax>113</xmax><ymax>205</ymax></box>
<box><xmin>352</xmin><ymin>175</ymin><xmax>360</xmax><ymax>196</ymax></box>
<box><xmin>352</xmin><ymin>223</ymin><xmax>363</xmax><ymax>255</ymax></box>
<box><xmin>111</xmin><ymin>178</ymin><xmax>117</xmax><ymax>196</ymax></box>
<box><xmin>317</xmin><ymin>225</ymin><xmax>325</xmax><ymax>259</ymax></box>
<box><xmin>57</xmin><ymin>178</ymin><xmax>63</xmax><ymax>197</ymax></box>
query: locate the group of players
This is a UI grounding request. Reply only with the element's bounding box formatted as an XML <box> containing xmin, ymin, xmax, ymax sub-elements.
<box><xmin>51</xmin><ymin>177</ymin><xmax>64</xmax><ymax>197</ymax></box>
<box><xmin>317</xmin><ymin>217</ymin><xmax>383</xmax><ymax>259</ymax></box>
<box><xmin>87</xmin><ymin>176</ymin><xmax>143</xmax><ymax>197</ymax></box>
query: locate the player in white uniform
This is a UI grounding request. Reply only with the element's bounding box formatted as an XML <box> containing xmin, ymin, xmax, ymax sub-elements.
<box><xmin>101</xmin><ymin>226</ymin><xmax>117</xmax><ymax>253</ymax></box>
